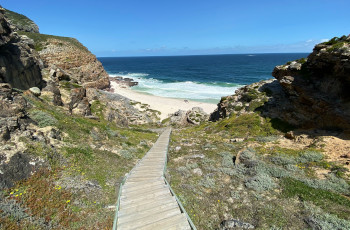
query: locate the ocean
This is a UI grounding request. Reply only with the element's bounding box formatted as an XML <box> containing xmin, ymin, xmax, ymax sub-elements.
<box><xmin>98</xmin><ymin>53</ymin><xmax>308</xmax><ymax>104</ymax></box>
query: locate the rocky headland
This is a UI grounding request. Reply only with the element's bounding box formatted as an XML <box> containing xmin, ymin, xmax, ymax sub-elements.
<box><xmin>211</xmin><ymin>35</ymin><xmax>350</xmax><ymax>132</ymax></box>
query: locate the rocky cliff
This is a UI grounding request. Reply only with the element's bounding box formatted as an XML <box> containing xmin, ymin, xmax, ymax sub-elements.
<box><xmin>18</xmin><ymin>31</ymin><xmax>110</xmax><ymax>90</ymax></box>
<box><xmin>3</xmin><ymin>8</ymin><xmax>39</xmax><ymax>33</ymax></box>
<box><xmin>0</xmin><ymin>7</ymin><xmax>43</xmax><ymax>89</ymax></box>
<box><xmin>211</xmin><ymin>35</ymin><xmax>350</xmax><ymax>131</ymax></box>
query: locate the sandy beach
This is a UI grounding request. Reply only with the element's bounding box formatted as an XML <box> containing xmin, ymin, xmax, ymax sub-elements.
<box><xmin>110</xmin><ymin>82</ymin><xmax>218</xmax><ymax>120</ymax></box>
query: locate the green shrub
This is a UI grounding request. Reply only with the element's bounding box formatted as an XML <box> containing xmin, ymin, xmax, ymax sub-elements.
<box><xmin>220</xmin><ymin>152</ymin><xmax>234</xmax><ymax>168</ymax></box>
<box><xmin>296</xmin><ymin>58</ymin><xmax>307</xmax><ymax>64</ymax></box>
<box><xmin>30</xmin><ymin>110</ymin><xmax>58</xmax><ymax>127</ymax></box>
<box><xmin>186</xmin><ymin>162</ymin><xmax>198</xmax><ymax>170</ymax></box>
<box><xmin>281</xmin><ymin>178</ymin><xmax>350</xmax><ymax>214</ymax></box>
<box><xmin>270</xmin><ymin>155</ymin><xmax>297</xmax><ymax>166</ymax></box>
<box><xmin>301</xmin><ymin>173</ymin><xmax>349</xmax><ymax>194</ymax></box>
<box><xmin>0</xmin><ymin>196</ymin><xmax>29</xmax><ymax>222</ymax></box>
<box><xmin>304</xmin><ymin>202</ymin><xmax>350</xmax><ymax>230</ymax></box>
<box><xmin>199</xmin><ymin>176</ymin><xmax>216</xmax><ymax>189</ymax></box>
<box><xmin>241</xmin><ymin>89</ymin><xmax>259</xmax><ymax>102</ymax></box>
<box><xmin>220</xmin><ymin>168</ymin><xmax>236</xmax><ymax>176</ymax></box>
<box><xmin>298</xmin><ymin>151</ymin><xmax>323</xmax><ymax>163</ymax></box>
<box><xmin>176</xmin><ymin>166</ymin><xmax>190</xmax><ymax>178</ymax></box>
<box><xmin>244</xmin><ymin>173</ymin><xmax>277</xmax><ymax>192</ymax></box>
<box><xmin>120</xmin><ymin>150</ymin><xmax>133</xmax><ymax>159</ymax></box>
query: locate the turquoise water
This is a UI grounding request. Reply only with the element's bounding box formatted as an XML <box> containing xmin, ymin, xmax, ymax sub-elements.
<box><xmin>99</xmin><ymin>53</ymin><xmax>308</xmax><ymax>103</ymax></box>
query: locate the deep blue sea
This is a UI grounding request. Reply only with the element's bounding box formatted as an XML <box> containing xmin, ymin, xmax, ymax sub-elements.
<box><xmin>98</xmin><ymin>53</ymin><xmax>308</xmax><ymax>103</ymax></box>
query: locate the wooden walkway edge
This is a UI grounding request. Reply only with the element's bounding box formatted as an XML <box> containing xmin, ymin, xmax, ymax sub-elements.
<box><xmin>113</xmin><ymin>128</ymin><xmax>196</xmax><ymax>230</ymax></box>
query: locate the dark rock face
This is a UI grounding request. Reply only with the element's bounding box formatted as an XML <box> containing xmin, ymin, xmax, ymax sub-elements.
<box><xmin>0</xmin><ymin>153</ymin><xmax>32</xmax><ymax>189</ymax></box>
<box><xmin>0</xmin><ymin>8</ymin><xmax>43</xmax><ymax>90</ymax></box>
<box><xmin>0</xmin><ymin>83</ymin><xmax>27</xmax><ymax>136</ymax></box>
<box><xmin>271</xmin><ymin>35</ymin><xmax>350</xmax><ymax>130</ymax></box>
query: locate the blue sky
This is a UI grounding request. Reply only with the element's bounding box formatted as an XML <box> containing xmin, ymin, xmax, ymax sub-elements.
<box><xmin>2</xmin><ymin>0</ymin><xmax>349</xmax><ymax>57</ymax></box>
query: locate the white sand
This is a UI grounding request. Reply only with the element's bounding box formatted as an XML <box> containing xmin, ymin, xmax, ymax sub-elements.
<box><xmin>110</xmin><ymin>82</ymin><xmax>218</xmax><ymax>120</ymax></box>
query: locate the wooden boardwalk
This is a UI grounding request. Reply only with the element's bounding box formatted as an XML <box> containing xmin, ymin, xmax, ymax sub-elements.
<box><xmin>114</xmin><ymin>128</ymin><xmax>193</xmax><ymax>230</ymax></box>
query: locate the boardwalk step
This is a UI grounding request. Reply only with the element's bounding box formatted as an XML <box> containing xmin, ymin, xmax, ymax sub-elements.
<box><xmin>122</xmin><ymin>182</ymin><xmax>166</xmax><ymax>194</ymax></box>
<box><xmin>121</xmin><ymin>185</ymin><xmax>169</xmax><ymax>199</ymax></box>
<box><xmin>123</xmin><ymin>180</ymin><xmax>164</xmax><ymax>191</ymax></box>
<box><xmin>120</xmin><ymin>189</ymin><xmax>171</xmax><ymax>205</ymax></box>
<box><xmin>119</xmin><ymin>198</ymin><xmax>178</xmax><ymax>216</ymax></box>
<box><xmin>120</xmin><ymin>193</ymin><xmax>177</xmax><ymax>211</ymax></box>
<box><xmin>137</xmin><ymin>213</ymin><xmax>190</xmax><ymax>230</ymax></box>
<box><xmin>118</xmin><ymin>206</ymin><xmax>181</xmax><ymax>229</ymax></box>
<box><xmin>118</xmin><ymin>204</ymin><xmax>180</xmax><ymax>225</ymax></box>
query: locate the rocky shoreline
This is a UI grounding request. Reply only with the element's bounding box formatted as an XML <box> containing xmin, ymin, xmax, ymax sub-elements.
<box><xmin>107</xmin><ymin>76</ymin><xmax>138</xmax><ymax>92</ymax></box>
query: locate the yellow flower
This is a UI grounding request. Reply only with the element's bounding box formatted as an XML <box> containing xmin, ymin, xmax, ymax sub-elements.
<box><xmin>10</xmin><ymin>192</ymin><xmax>13</xmax><ymax>195</ymax></box>
<box><xmin>218</xmin><ymin>200</ymin><xmax>220</xmax><ymax>202</ymax></box>
<box><xmin>66</xmin><ymin>200</ymin><xmax>70</xmax><ymax>203</ymax></box>
<box><xmin>20</xmin><ymin>193</ymin><xmax>22</xmax><ymax>196</ymax></box>
<box><xmin>15</xmin><ymin>189</ymin><xmax>18</xmax><ymax>192</ymax></box>
<box><xmin>15</xmin><ymin>195</ymin><xmax>18</xmax><ymax>197</ymax></box>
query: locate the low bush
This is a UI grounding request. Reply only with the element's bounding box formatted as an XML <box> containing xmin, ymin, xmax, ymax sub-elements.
<box><xmin>29</xmin><ymin>110</ymin><xmax>58</xmax><ymax>127</ymax></box>
<box><xmin>304</xmin><ymin>202</ymin><xmax>350</xmax><ymax>230</ymax></box>
<box><xmin>244</xmin><ymin>173</ymin><xmax>277</xmax><ymax>192</ymax></box>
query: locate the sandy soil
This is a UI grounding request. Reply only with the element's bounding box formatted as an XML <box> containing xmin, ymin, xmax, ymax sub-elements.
<box><xmin>110</xmin><ymin>82</ymin><xmax>218</xmax><ymax>120</ymax></box>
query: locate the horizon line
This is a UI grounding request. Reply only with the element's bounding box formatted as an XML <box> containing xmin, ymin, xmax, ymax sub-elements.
<box><xmin>97</xmin><ymin>52</ymin><xmax>311</xmax><ymax>58</ymax></box>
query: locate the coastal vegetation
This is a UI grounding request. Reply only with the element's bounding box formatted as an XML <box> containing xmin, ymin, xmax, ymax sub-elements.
<box><xmin>167</xmin><ymin>115</ymin><xmax>350</xmax><ymax>229</ymax></box>
<box><xmin>17</xmin><ymin>31</ymin><xmax>89</xmax><ymax>52</ymax></box>
<box><xmin>1</xmin><ymin>93</ymin><xmax>158</xmax><ymax>229</ymax></box>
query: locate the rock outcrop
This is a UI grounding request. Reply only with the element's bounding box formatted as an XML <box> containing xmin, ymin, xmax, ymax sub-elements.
<box><xmin>0</xmin><ymin>8</ymin><xmax>43</xmax><ymax>89</ymax></box>
<box><xmin>27</xmin><ymin>33</ymin><xmax>110</xmax><ymax>90</ymax></box>
<box><xmin>86</xmin><ymin>88</ymin><xmax>161</xmax><ymax>125</ymax></box>
<box><xmin>170</xmin><ymin>107</ymin><xmax>209</xmax><ymax>126</ymax></box>
<box><xmin>3</xmin><ymin>8</ymin><xmax>39</xmax><ymax>33</ymax></box>
<box><xmin>211</xmin><ymin>35</ymin><xmax>350</xmax><ymax>131</ymax></box>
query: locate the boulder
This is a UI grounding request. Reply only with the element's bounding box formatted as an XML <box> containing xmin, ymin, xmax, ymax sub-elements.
<box><xmin>68</xmin><ymin>87</ymin><xmax>92</xmax><ymax>116</ymax></box>
<box><xmin>29</xmin><ymin>87</ymin><xmax>41</xmax><ymax>96</ymax></box>
<box><xmin>170</xmin><ymin>110</ymin><xmax>188</xmax><ymax>126</ymax></box>
<box><xmin>220</xmin><ymin>219</ymin><xmax>255</xmax><ymax>229</ymax></box>
<box><xmin>42</xmin><ymin>80</ymin><xmax>63</xmax><ymax>106</ymax></box>
<box><xmin>49</xmin><ymin>67</ymin><xmax>70</xmax><ymax>81</ymax></box>
<box><xmin>187</xmin><ymin>107</ymin><xmax>208</xmax><ymax>125</ymax></box>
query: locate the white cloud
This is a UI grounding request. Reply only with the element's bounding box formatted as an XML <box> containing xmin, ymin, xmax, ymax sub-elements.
<box><xmin>320</xmin><ymin>38</ymin><xmax>330</xmax><ymax>43</ymax></box>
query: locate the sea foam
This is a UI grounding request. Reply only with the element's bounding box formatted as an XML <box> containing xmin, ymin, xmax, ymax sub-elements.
<box><xmin>110</xmin><ymin>73</ymin><xmax>242</xmax><ymax>104</ymax></box>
